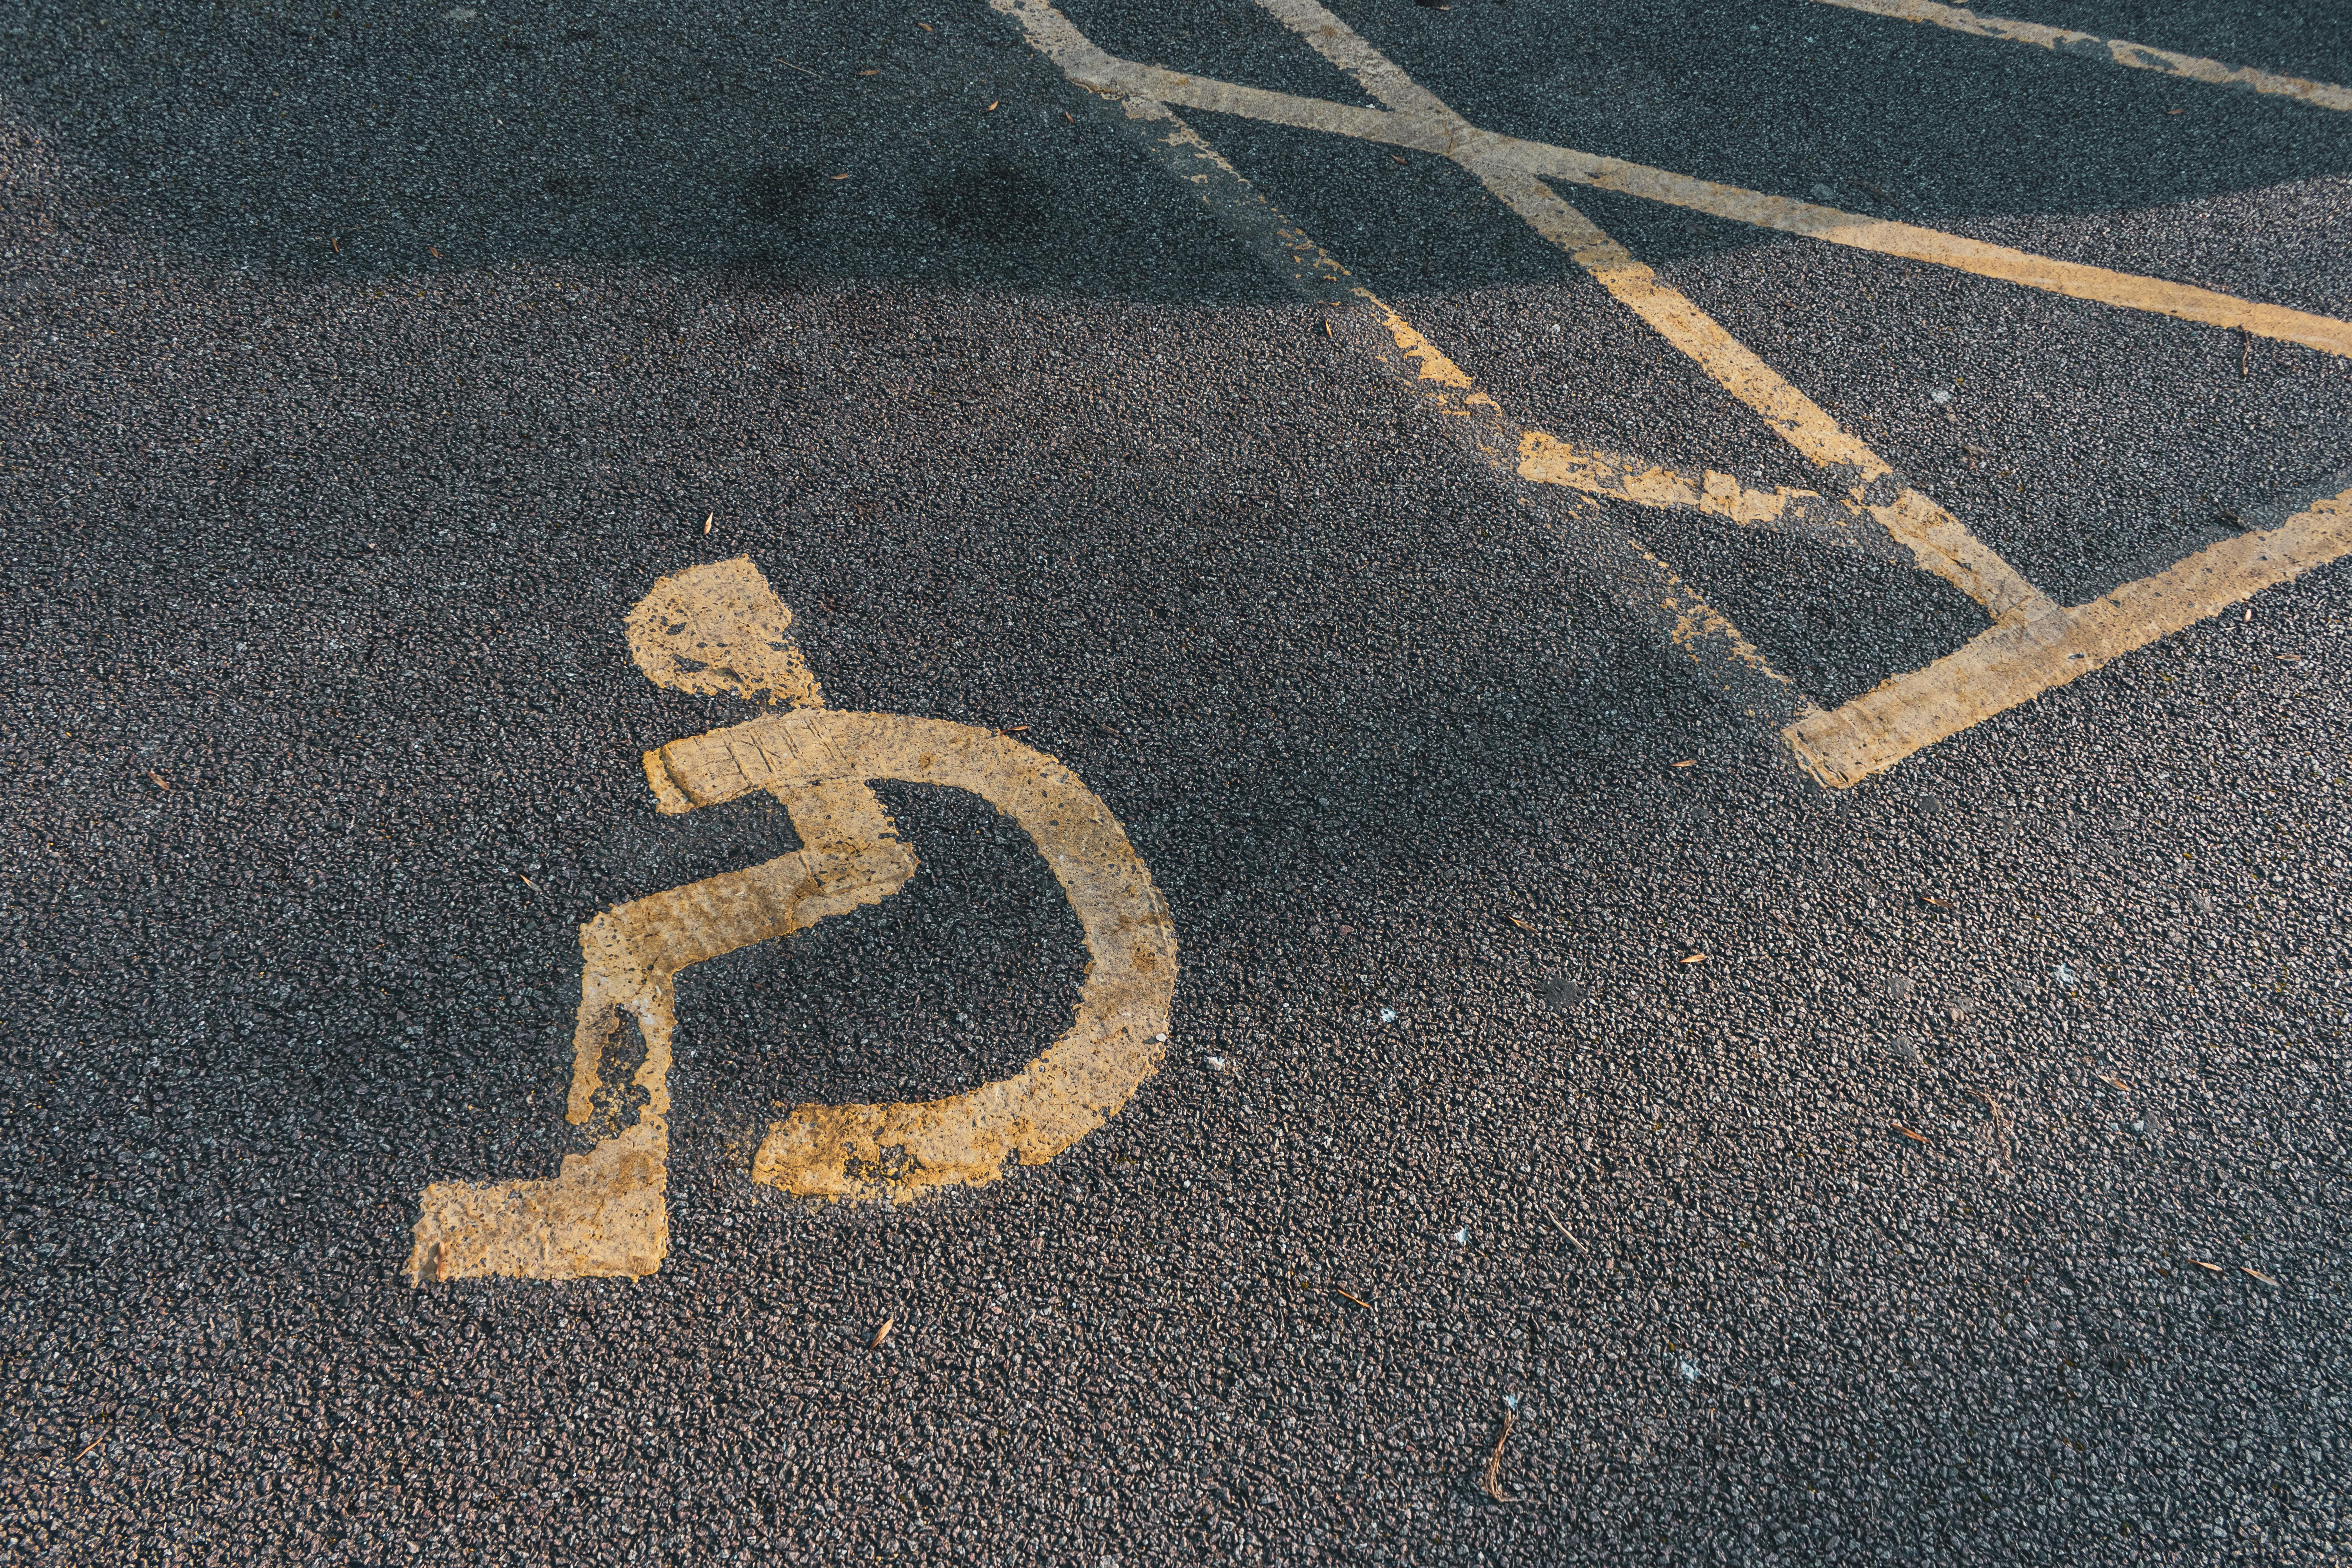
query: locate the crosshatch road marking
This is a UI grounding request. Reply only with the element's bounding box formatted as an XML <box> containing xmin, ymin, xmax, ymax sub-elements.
<box><xmin>1003</xmin><ymin>0</ymin><xmax>2352</xmax><ymax>361</ymax></box>
<box><xmin>993</xmin><ymin>0</ymin><xmax>2352</xmax><ymax>786</ymax></box>
<box><xmin>1081</xmin><ymin>64</ymin><xmax>1812</xmax><ymax>710</ymax></box>
<box><xmin>1811</xmin><ymin>0</ymin><xmax>2352</xmax><ymax>113</ymax></box>
<box><xmin>406</xmin><ymin>559</ymin><xmax>1177</xmax><ymax>1284</ymax></box>
<box><xmin>1257</xmin><ymin>0</ymin><xmax>2054</xmax><ymax>629</ymax></box>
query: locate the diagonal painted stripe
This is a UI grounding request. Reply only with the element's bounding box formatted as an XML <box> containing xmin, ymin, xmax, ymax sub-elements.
<box><xmin>1810</xmin><ymin>0</ymin><xmax>2352</xmax><ymax>113</ymax></box>
<box><xmin>1260</xmin><ymin>0</ymin><xmax>1891</xmax><ymax>479</ymax></box>
<box><xmin>1253</xmin><ymin>0</ymin><xmax>2053</xmax><ymax>623</ymax></box>
<box><xmin>1785</xmin><ymin>484</ymin><xmax>2352</xmax><ymax>786</ymax></box>
<box><xmin>993</xmin><ymin>0</ymin><xmax>1811</xmax><ymax>708</ymax></box>
<box><xmin>995</xmin><ymin>0</ymin><xmax>2350</xmax><ymax>790</ymax></box>
<box><xmin>1347</xmin><ymin>294</ymin><xmax>1805</xmax><ymax>692</ymax></box>
<box><xmin>992</xmin><ymin>0</ymin><xmax>2352</xmax><ymax>362</ymax></box>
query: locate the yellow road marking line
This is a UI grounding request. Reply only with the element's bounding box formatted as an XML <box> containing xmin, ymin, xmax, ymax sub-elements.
<box><xmin>1631</xmin><ymin>540</ymin><xmax>1791</xmax><ymax>685</ymax></box>
<box><xmin>1484</xmin><ymin>167</ymin><xmax>1885</xmax><ymax>479</ymax></box>
<box><xmin>1114</xmin><ymin>91</ymin><xmax>1355</xmax><ymax>303</ymax></box>
<box><xmin>1003</xmin><ymin>19</ymin><xmax>1810</xmax><ymax>708</ymax></box>
<box><xmin>1257</xmin><ymin>0</ymin><xmax>2054</xmax><ymax>623</ymax></box>
<box><xmin>1786</xmin><ymin>483</ymin><xmax>2352</xmax><ymax>786</ymax></box>
<box><xmin>992</xmin><ymin>0</ymin><xmax>2352</xmax><ymax>361</ymax></box>
<box><xmin>1263</xmin><ymin>1</ymin><xmax>1886</xmax><ymax>478</ymax></box>
<box><xmin>1351</xmin><ymin>282</ymin><xmax>1889</xmax><ymax>560</ymax></box>
<box><xmin>1809</xmin><ymin>0</ymin><xmax>2352</xmax><ymax>113</ymax></box>
<box><xmin>1337</xmin><ymin>297</ymin><xmax>1802</xmax><ymax>693</ymax></box>
<box><xmin>999</xmin><ymin>0</ymin><xmax>2339</xmax><ymax>785</ymax></box>
<box><xmin>1866</xmin><ymin>487</ymin><xmax>2056</xmax><ymax>626</ymax></box>
<box><xmin>1255</xmin><ymin>0</ymin><xmax>1455</xmax><ymax>118</ymax></box>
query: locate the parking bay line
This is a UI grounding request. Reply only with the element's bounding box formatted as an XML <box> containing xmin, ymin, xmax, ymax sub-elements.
<box><xmin>1808</xmin><ymin>0</ymin><xmax>2352</xmax><ymax>114</ymax></box>
<box><xmin>1006</xmin><ymin>0</ymin><xmax>1953</xmax><ymax>702</ymax></box>
<box><xmin>1249</xmin><ymin>0</ymin><xmax>2352</xmax><ymax>787</ymax></box>
<box><xmin>999</xmin><ymin>0</ymin><xmax>2352</xmax><ymax>785</ymax></box>
<box><xmin>999</xmin><ymin>0</ymin><xmax>2352</xmax><ymax>362</ymax></box>
<box><xmin>1787</xmin><ymin>482</ymin><xmax>2352</xmax><ymax>788</ymax></box>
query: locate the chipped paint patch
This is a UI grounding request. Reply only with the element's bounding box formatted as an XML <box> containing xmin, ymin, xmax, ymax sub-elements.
<box><xmin>1519</xmin><ymin>430</ymin><xmax>1828</xmax><ymax>529</ymax></box>
<box><xmin>1359</xmin><ymin>292</ymin><xmax>1497</xmax><ymax>406</ymax></box>
<box><xmin>1625</xmin><ymin>542</ymin><xmax>1795</xmax><ymax>686</ymax></box>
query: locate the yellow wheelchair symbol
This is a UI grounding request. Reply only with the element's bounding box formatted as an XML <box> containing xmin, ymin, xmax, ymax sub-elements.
<box><xmin>406</xmin><ymin>559</ymin><xmax>1178</xmax><ymax>1283</ymax></box>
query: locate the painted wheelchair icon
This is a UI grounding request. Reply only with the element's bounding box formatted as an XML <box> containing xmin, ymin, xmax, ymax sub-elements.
<box><xmin>406</xmin><ymin>559</ymin><xmax>1178</xmax><ymax>1284</ymax></box>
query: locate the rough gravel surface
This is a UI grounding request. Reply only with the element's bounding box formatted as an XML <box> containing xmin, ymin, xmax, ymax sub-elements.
<box><xmin>4</xmin><ymin>1</ymin><xmax>2349</xmax><ymax>1564</ymax></box>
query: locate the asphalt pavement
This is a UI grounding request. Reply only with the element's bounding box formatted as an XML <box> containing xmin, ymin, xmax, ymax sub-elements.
<box><xmin>5</xmin><ymin>0</ymin><xmax>2351</xmax><ymax>1563</ymax></box>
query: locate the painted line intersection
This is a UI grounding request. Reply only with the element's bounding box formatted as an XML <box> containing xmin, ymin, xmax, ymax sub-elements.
<box><xmin>992</xmin><ymin>0</ymin><xmax>2352</xmax><ymax>786</ymax></box>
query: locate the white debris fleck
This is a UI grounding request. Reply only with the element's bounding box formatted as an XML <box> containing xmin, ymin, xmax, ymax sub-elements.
<box><xmin>1379</xmin><ymin>1007</ymin><xmax>1397</xmax><ymax>1024</ymax></box>
<box><xmin>1679</xmin><ymin>1359</ymin><xmax>1701</xmax><ymax>1383</ymax></box>
<box><xmin>1452</xmin><ymin>1227</ymin><xmax>1469</xmax><ymax>1245</ymax></box>
<box><xmin>1205</xmin><ymin>1055</ymin><xmax>1227</xmax><ymax>1071</ymax></box>
<box><xmin>2053</xmin><ymin>962</ymin><xmax>2076</xmax><ymax>987</ymax></box>
<box><xmin>1931</xmin><ymin>388</ymin><xmax>1953</xmax><ymax>404</ymax></box>
<box><xmin>1503</xmin><ymin>1393</ymin><xmax>1520</xmax><ymax>1412</ymax></box>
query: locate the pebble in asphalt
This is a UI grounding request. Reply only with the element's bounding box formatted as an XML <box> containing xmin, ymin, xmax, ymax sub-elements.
<box><xmin>3</xmin><ymin>0</ymin><xmax>2349</xmax><ymax>1562</ymax></box>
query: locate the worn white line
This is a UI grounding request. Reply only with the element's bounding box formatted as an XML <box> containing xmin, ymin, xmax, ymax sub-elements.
<box><xmin>1810</xmin><ymin>0</ymin><xmax>2352</xmax><ymax>113</ymax></box>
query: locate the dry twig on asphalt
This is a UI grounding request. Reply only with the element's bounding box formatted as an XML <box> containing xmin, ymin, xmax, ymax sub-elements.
<box><xmin>1483</xmin><ymin>1408</ymin><xmax>1517</xmax><ymax>1503</ymax></box>
<box><xmin>1974</xmin><ymin>1089</ymin><xmax>2017</xmax><ymax>1174</ymax></box>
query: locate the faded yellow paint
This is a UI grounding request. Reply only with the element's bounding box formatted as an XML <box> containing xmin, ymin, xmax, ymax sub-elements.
<box><xmin>1786</xmin><ymin>483</ymin><xmax>2352</xmax><ymax>786</ymax></box>
<box><xmin>1127</xmin><ymin>99</ymin><xmax>1356</xmax><ymax>298</ymax></box>
<box><xmin>1254</xmin><ymin>0</ymin><xmax>2060</xmax><ymax>627</ymax></box>
<box><xmin>646</xmin><ymin>708</ymin><xmax>1178</xmax><ymax>1203</ymax></box>
<box><xmin>1367</xmin><ymin>298</ymin><xmax>1863</xmax><ymax>548</ymax></box>
<box><xmin>1005</xmin><ymin>0</ymin><xmax>2352</xmax><ymax>361</ymax></box>
<box><xmin>994</xmin><ymin>0</ymin><xmax>2352</xmax><ymax>788</ymax></box>
<box><xmin>1627</xmin><ymin>542</ymin><xmax>1795</xmax><ymax>686</ymax></box>
<box><xmin>1468</xmin><ymin>166</ymin><xmax>1889</xmax><ymax>483</ymax></box>
<box><xmin>407</xmin><ymin>767</ymin><xmax>933</xmax><ymax>1282</ymax></box>
<box><xmin>1809</xmin><ymin>0</ymin><xmax>2352</xmax><ymax>113</ymax></box>
<box><xmin>1503</xmin><ymin>170</ymin><xmax>2047</xmax><ymax>619</ymax></box>
<box><xmin>407</xmin><ymin>1118</ymin><xmax>670</xmax><ymax>1284</ymax></box>
<box><xmin>410</xmin><ymin>559</ymin><xmax>1176</xmax><ymax>1281</ymax></box>
<box><xmin>1359</xmin><ymin>294</ymin><xmax>1496</xmax><ymax>405</ymax></box>
<box><xmin>993</xmin><ymin>0</ymin><xmax>1825</xmax><ymax>711</ymax></box>
<box><xmin>625</xmin><ymin>555</ymin><xmax>826</xmax><ymax>709</ymax></box>
<box><xmin>1865</xmin><ymin>488</ymin><xmax>2056</xmax><ymax>626</ymax></box>
<box><xmin>1518</xmin><ymin>430</ymin><xmax>1824</xmax><ymax>526</ymax></box>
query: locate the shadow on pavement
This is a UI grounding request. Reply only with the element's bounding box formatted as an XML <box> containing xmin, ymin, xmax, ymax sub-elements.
<box><xmin>6</xmin><ymin>0</ymin><xmax>2348</xmax><ymax>294</ymax></box>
